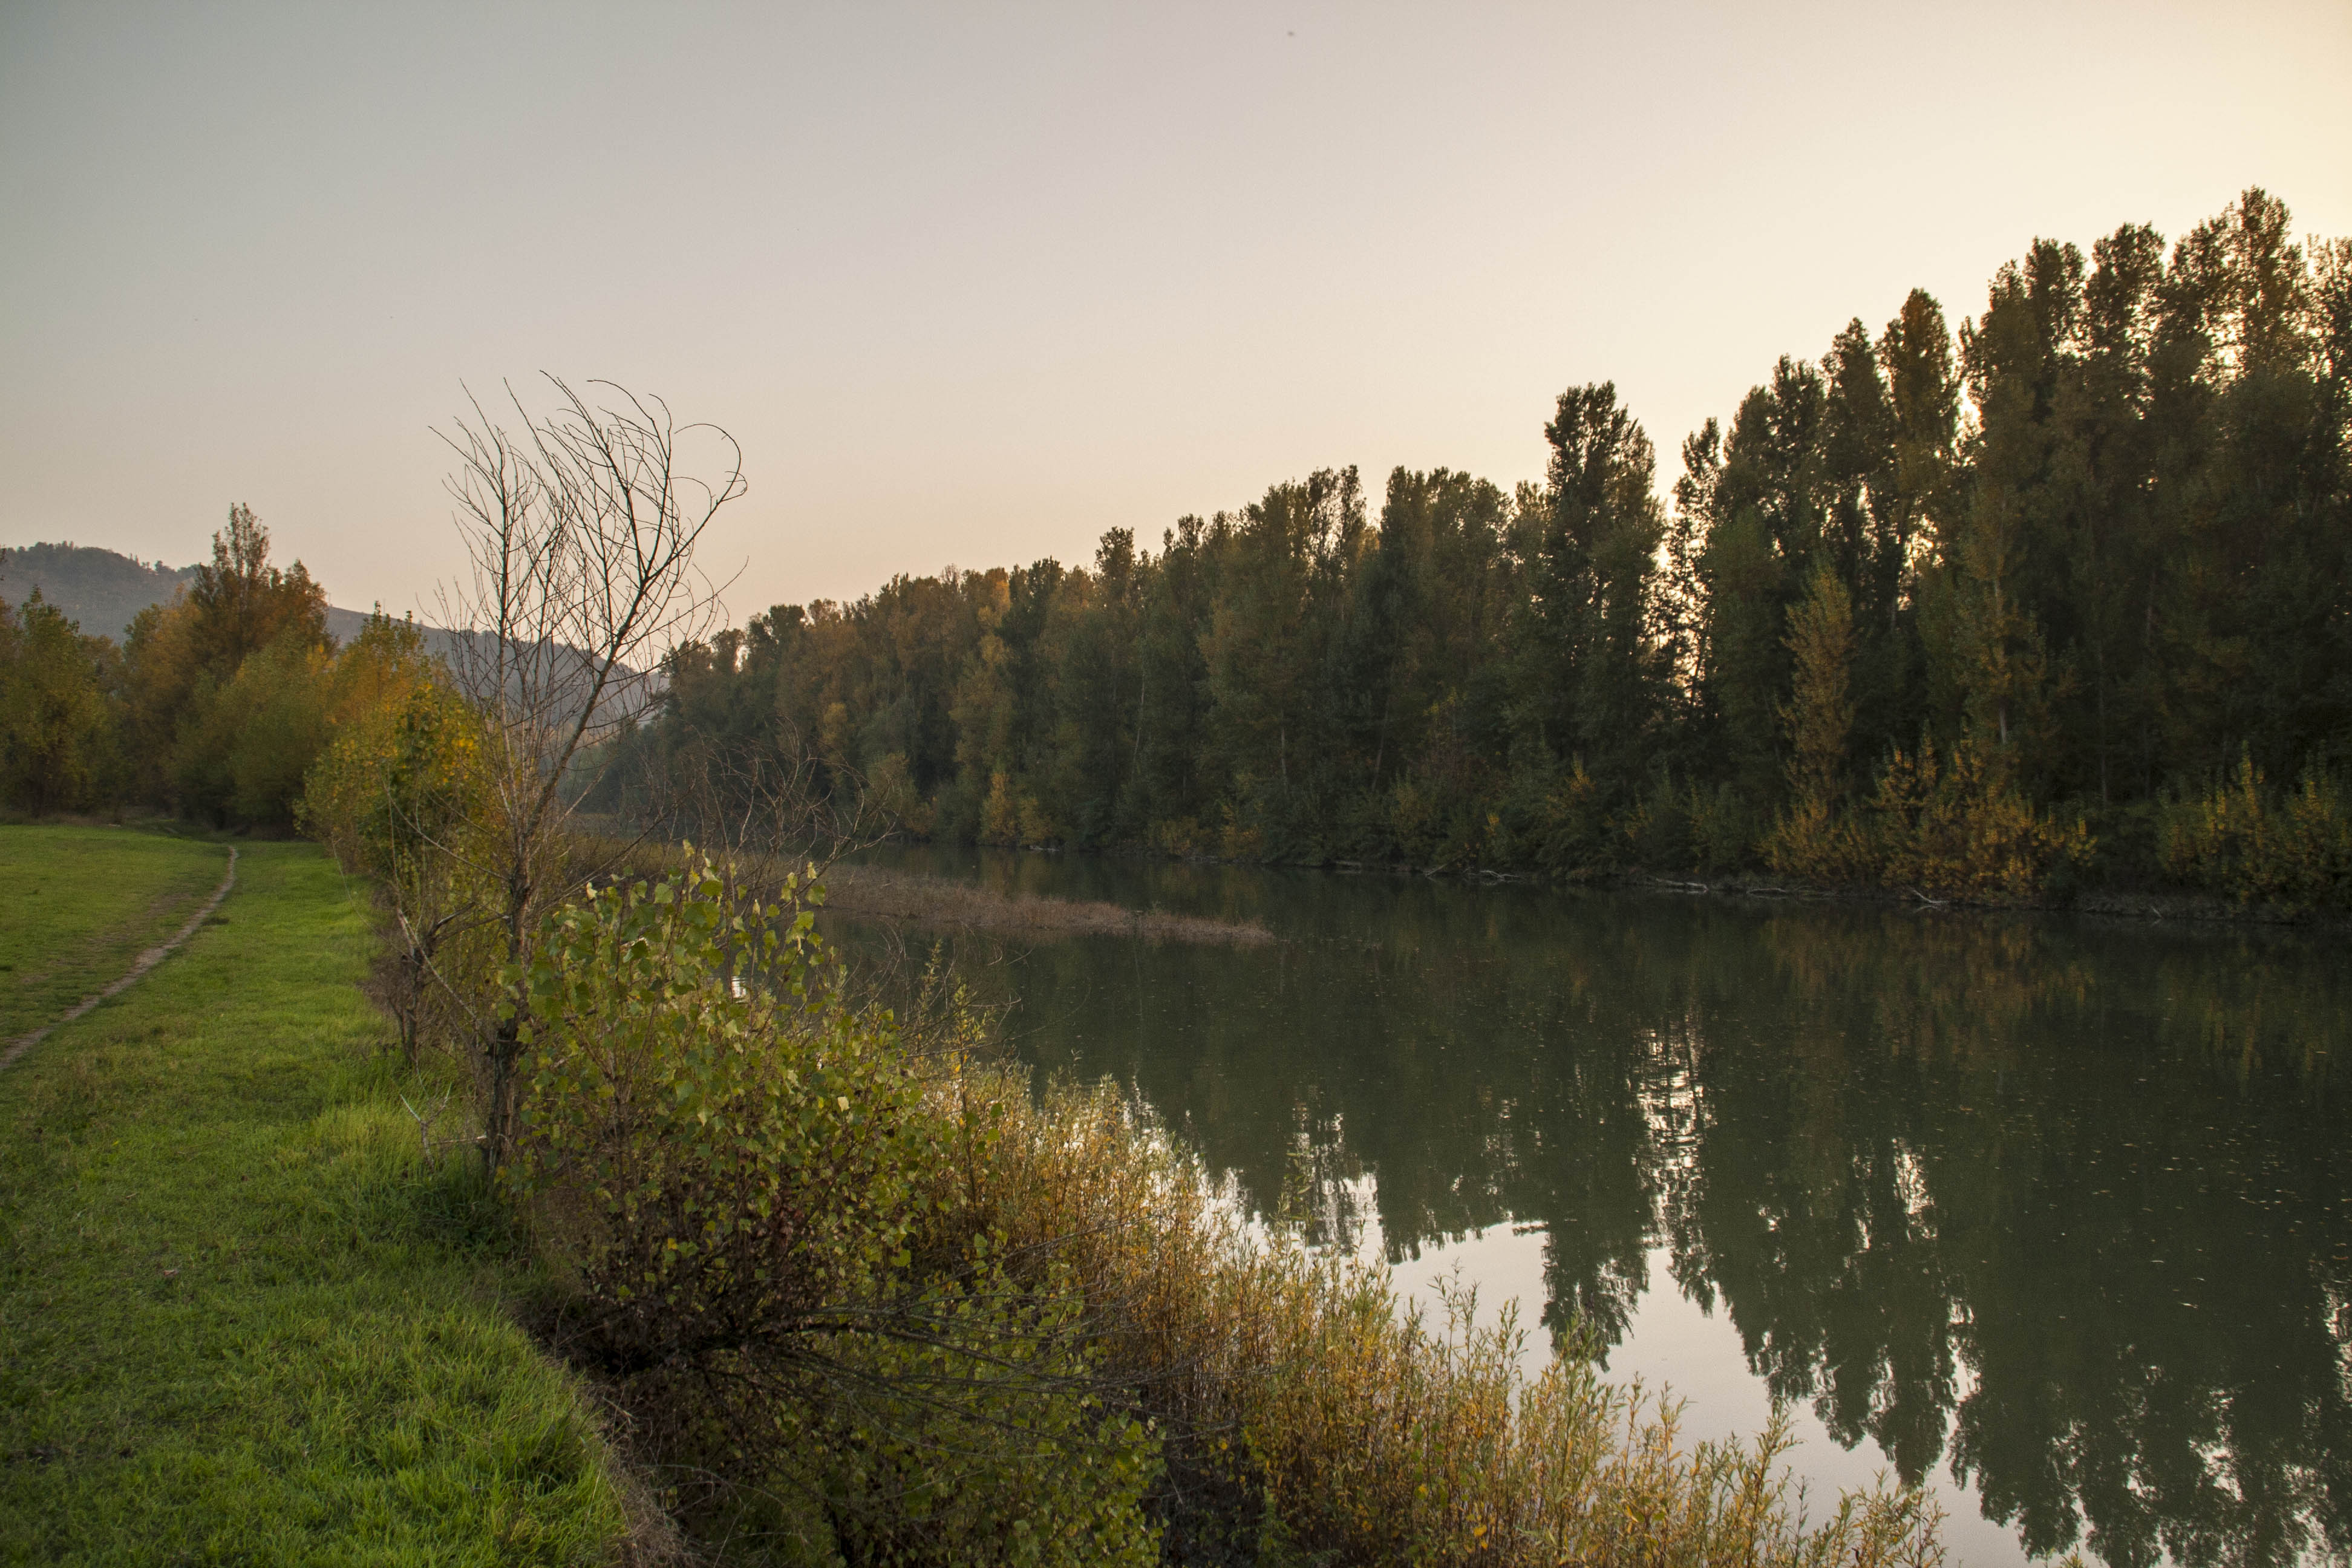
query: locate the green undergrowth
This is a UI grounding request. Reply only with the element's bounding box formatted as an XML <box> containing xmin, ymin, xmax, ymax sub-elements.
<box><xmin>0</xmin><ymin>835</ymin><xmax>634</xmax><ymax>1565</ymax></box>
<box><xmin>503</xmin><ymin>857</ymin><xmax>1945</xmax><ymax>1567</ymax></box>
<box><xmin>0</xmin><ymin>823</ymin><xmax>229</xmax><ymax>1040</ymax></box>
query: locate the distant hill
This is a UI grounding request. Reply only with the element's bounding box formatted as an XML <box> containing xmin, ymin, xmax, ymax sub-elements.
<box><xmin>0</xmin><ymin>542</ymin><xmax>201</xmax><ymax>639</ymax></box>
<box><xmin>2</xmin><ymin>540</ymin><xmax>417</xmax><ymax>650</ymax></box>
<box><xmin>1</xmin><ymin>541</ymin><xmax>655</xmax><ymax>713</ymax></box>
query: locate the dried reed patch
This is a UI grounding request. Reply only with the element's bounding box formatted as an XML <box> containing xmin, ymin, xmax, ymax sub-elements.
<box><xmin>820</xmin><ymin>863</ymin><xmax>1275</xmax><ymax>946</ymax></box>
<box><xmin>939</xmin><ymin>1067</ymin><xmax>1948</xmax><ymax>1567</ymax></box>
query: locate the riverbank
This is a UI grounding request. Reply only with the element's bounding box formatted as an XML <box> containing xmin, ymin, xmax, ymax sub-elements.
<box><xmin>820</xmin><ymin>860</ymin><xmax>1275</xmax><ymax>944</ymax></box>
<box><xmin>0</xmin><ymin>826</ymin><xmax>1973</xmax><ymax>1562</ymax></box>
<box><xmin>505</xmin><ymin>854</ymin><xmax>1952</xmax><ymax>1567</ymax></box>
<box><xmin>916</xmin><ymin>838</ymin><xmax>2350</xmax><ymax>929</ymax></box>
<box><xmin>0</xmin><ymin>828</ymin><xmax>639</xmax><ymax>1563</ymax></box>
<box><xmin>845</xmin><ymin>838</ymin><xmax>2347</xmax><ymax>1567</ymax></box>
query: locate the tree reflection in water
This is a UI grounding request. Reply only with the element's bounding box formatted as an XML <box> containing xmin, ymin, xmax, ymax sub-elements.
<box><xmin>831</xmin><ymin>847</ymin><xmax>2350</xmax><ymax>1568</ymax></box>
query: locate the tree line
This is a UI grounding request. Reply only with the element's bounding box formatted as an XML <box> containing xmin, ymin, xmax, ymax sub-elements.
<box><xmin>0</xmin><ymin>505</ymin><xmax>428</xmax><ymax>831</ymax></box>
<box><xmin>2</xmin><ymin>188</ymin><xmax>2345</xmax><ymax>910</ymax></box>
<box><xmin>0</xmin><ymin>462</ymin><xmax>1945</xmax><ymax>1557</ymax></box>
<box><xmin>616</xmin><ymin>188</ymin><xmax>2351</xmax><ymax>907</ymax></box>
<box><xmin>273</xmin><ymin>382</ymin><xmax>1949</xmax><ymax>1564</ymax></box>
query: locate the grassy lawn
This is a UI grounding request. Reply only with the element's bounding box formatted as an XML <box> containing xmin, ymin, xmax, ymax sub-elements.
<box><xmin>0</xmin><ymin>825</ymin><xmax>230</xmax><ymax>1042</ymax></box>
<box><xmin>0</xmin><ymin>833</ymin><xmax>633</xmax><ymax>1565</ymax></box>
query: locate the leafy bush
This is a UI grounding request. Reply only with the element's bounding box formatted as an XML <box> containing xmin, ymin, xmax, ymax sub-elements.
<box><xmin>507</xmin><ymin>861</ymin><xmax>937</xmax><ymax>1362</ymax></box>
<box><xmin>1866</xmin><ymin>738</ymin><xmax>2092</xmax><ymax>900</ymax></box>
<box><xmin>0</xmin><ymin>589</ymin><xmax>120</xmax><ymax>813</ymax></box>
<box><xmin>302</xmin><ymin>631</ymin><xmax>486</xmax><ymax>880</ymax></box>
<box><xmin>1681</xmin><ymin>780</ymin><xmax>1756</xmax><ymax>875</ymax></box>
<box><xmin>2159</xmin><ymin>756</ymin><xmax>2352</xmax><ymax>912</ymax></box>
<box><xmin>504</xmin><ymin>860</ymin><xmax>1163</xmax><ymax>1563</ymax></box>
<box><xmin>172</xmin><ymin>631</ymin><xmax>333</xmax><ymax>826</ymax></box>
<box><xmin>299</xmin><ymin>616</ymin><xmax>492</xmax><ymax>1062</ymax></box>
<box><xmin>863</xmin><ymin>751</ymin><xmax>935</xmax><ymax>837</ymax></box>
<box><xmin>1763</xmin><ymin>792</ymin><xmax>1870</xmax><ymax>884</ymax></box>
<box><xmin>1151</xmin><ymin>814</ymin><xmax>1206</xmax><ymax>857</ymax></box>
<box><xmin>800</xmin><ymin>1260</ymin><xmax>1162</xmax><ymax>1568</ymax></box>
<box><xmin>981</xmin><ymin>770</ymin><xmax>1021</xmax><ymax>845</ymax></box>
<box><xmin>1481</xmin><ymin>757</ymin><xmax>1615</xmax><ymax>875</ymax></box>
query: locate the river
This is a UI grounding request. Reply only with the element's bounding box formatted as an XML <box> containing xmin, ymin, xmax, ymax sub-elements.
<box><xmin>830</xmin><ymin>844</ymin><xmax>2350</xmax><ymax>1568</ymax></box>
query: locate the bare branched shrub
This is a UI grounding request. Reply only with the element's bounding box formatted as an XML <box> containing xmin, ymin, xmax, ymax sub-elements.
<box><xmin>429</xmin><ymin>377</ymin><xmax>745</xmax><ymax>1162</ymax></box>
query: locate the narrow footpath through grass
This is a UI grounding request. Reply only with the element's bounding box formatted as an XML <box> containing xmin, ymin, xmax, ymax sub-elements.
<box><xmin>0</xmin><ymin>829</ymin><xmax>633</xmax><ymax>1566</ymax></box>
<box><xmin>0</xmin><ymin>826</ymin><xmax>229</xmax><ymax>1042</ymax></box>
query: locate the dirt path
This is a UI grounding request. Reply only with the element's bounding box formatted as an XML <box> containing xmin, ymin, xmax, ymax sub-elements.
<box><xmin>0</xmin><ymin>847</ymin><xmax>238</xmax><ymax>1073</ymax></box>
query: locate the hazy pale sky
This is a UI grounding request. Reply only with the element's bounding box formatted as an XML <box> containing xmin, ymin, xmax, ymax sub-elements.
<box><xmin>4</xmin><ymin>1</ymin><xmax>2347</xmax><ymax>625</ymax></box>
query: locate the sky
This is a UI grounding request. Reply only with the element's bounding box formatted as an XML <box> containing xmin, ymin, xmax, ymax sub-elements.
<box><xmin>4</xmin><ymin>1</ymin><xmax>2348</xmax><ymax>627</ymax></box>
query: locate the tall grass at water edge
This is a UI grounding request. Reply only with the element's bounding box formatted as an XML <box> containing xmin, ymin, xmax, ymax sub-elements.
<box><xmin>950</xmin><ymin>1066</ymin><xmax>1948</xmax><ymax>1567</ymax></box>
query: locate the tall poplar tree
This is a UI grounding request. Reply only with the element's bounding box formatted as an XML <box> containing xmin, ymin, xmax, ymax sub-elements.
<box><xmin>1517</xmin><ymin>383</ymin><xmax>1665</xmax><ymax>788</ymax></box>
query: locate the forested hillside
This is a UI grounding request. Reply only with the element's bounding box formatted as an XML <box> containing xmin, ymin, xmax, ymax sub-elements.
<box><xmin>621</xmin><ymin>188</ymin><xmax>2352</xmax><ymax>906</ymax></box>
<box><xmin>2</xmin><ymin>540</ymin><xmax>404</xmax><ymax>648</ymax></box>
<box><xmin>0</xmin><ymin>543</ymin><xmax>201</xmax><ymax>639</ymax></box>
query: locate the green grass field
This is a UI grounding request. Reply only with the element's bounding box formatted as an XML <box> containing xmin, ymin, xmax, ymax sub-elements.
<box><xmin>0</xmin><ymin>826</ymin><xmax>230</xmax><ymax>1042</ymax></box>
<box><xmin>0</xmin><ymin>829</ymin><xmax>632</xmax><ymax>1565</ymax></box>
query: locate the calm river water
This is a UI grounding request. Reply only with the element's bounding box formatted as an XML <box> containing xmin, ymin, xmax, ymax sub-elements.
<box><xmin>832</xmin><ymin>845</ymin><xmax>2350</xmax><ymax>1568</ymax></box>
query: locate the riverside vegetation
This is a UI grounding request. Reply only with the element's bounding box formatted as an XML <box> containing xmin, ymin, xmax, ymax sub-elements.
<box><xmin>349</xmin><ymin>841</ymin><xmax>1952</xmax><ymax>1566</ymax></box>
<box><xmin>2</xmin><ymin>384</ymin><xmax>1959</xmax><ymax>1559</ymax></box>
<box><xmin>302</xmin><ymin>381</ymin><xmax>1953</xmax><ymax>1562</ymax></box>
<box><xmin>582</xmin><ymin>188</ymin><xmax>2345</xmax><ymax>913</ymax></box>
<box><xmin>3</xmin><ymin>185</ymin><xmax>2336</xmax><ymax>1558</ymax></box>
<box><xmin>890</xmin><ymin>845</ymin><xmax>2351</xmax><ymax>1568</ymax></box>
<box><xmin>5</xmin><ymin>190</ymin><xmax>2349</xmax><ymax>913</ymax></box>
